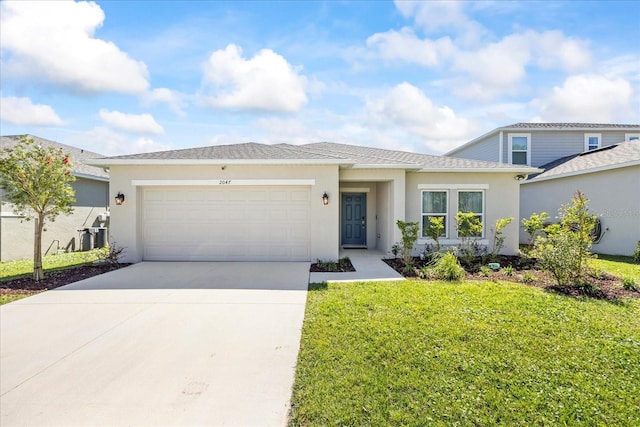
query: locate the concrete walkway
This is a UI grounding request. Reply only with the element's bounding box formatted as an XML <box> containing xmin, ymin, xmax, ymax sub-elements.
<box><xmin>309</xmin><ymin>249</ymin><xmax>405</xmax><ymax>283</ymax></box>
<box><xmin>1</xmin><ymin>262</ymin><xmax>309</xmax><ymax>427</ymax></box>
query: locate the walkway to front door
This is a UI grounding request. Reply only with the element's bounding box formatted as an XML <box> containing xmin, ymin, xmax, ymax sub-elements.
<box><xmin>342</xmin><ymin>192</ymin><xmax>366</xmax><ymax>246</ymax></box>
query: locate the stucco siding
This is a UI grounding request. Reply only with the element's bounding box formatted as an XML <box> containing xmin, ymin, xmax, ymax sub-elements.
<box><xmin>449</xmin><ymin>134</ymin><xmax>500</xmax><ymax>162</ymax></box>
<box><xmin>405</xmin><ymin>172</ymin><xmax>521</xmax><ymax>255</ymax></box>
<box><xmin>109</xmin><ymin>164</ymin><xmax>340</xmax><ymax>263</ymax></box>
<box><xmin>520</xmin><ymin>165</ymin><xmax>640</xmax><ymax>255</ymax></box>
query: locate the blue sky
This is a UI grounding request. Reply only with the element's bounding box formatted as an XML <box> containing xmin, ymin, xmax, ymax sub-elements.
<box><xmin>1</xmin><ymin>0</ymin><xmax>639</xmax><ymax>156</ymax></box>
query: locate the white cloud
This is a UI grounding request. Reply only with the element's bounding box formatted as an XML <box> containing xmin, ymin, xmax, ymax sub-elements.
<box><xmin>142</xmin><ymin>88</ymin><xmax>187</xmax><ymax>117</ymax></box>
<box><xmin>0</xmin><ymin>95</ymin><xmax>63</xmax><ymax>125</ymax></box>
<box><xmin>200</xmin><ymin>44</ymin><xmax>308</xmax><ymax>112</ymax></box>
<box><xmin>535</xmin><ymin>74</ymin><xmax>636</xmax><ymax>122</ymax></box>
<box><xmin>394</xmin><ymin>0</ymin><xmax>487</xmax><ymax>46</ymax></box>
<box><xmin>453</xmin><ymin>30</ymin><xmax>591</xmax><ymax>100</ymax></box>
<box><xmin>365</xmin><ymin>82</ymin><xmax>479</xmax><ymax>153</ymax></box>
<box><xmin>0</xmin><ymin>1</ymin><xmax>149</xmax><ymax>93</ymax></box>
<box><xmin>367</xmin><ymin>27</ymin><xmax>454</xmax><ymax>67</ymax></box>
<box><xmin>72</xmin><ymin>127</ymin><xmax>170</xmax><ymax>156</ymax></box>
<box><xmin>99</xmin><ymin>109</ymin><xmax>164</xmax><ymax>135</ymax></box>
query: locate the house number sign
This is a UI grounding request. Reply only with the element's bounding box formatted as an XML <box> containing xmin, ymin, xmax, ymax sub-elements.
<box><xmin>219</xmin><ymin>179</ymin><xmax>232</xmax><ymax>185</ymax></box>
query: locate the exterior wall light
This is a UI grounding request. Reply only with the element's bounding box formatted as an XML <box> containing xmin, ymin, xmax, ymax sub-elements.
<box><xmin>515</xmin><ymin>174</ymin><xmax>526</xmax><ymax>181</ymax></box>
<box><xmin>322</xmin><ymin>192</ymin><xmax>329</xmax><ymax>205</ymax></box>
<box><xmin>115</xmin><ymin>192</ymin><xmax>125</xmax><ymax>205</ymax></box>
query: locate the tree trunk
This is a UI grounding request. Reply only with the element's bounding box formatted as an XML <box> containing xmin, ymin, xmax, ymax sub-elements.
<box><xmin>33</xmin><ymin>215</ymin><xmax>45</xmax><ymax>281</ymax></box>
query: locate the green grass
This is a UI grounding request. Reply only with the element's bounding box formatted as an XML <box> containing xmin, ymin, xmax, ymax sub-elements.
<box><xmin>591</xmin><ymin>254</ymin><xmax>640</xmax><ymax>280</ymax></box>
<box><xmin>290</xmin><ymin>280</ymin><xmax>640</xmax><ymax>426</ymax></box>
<box><xmin>0</xmin><ymin>249</ymin><xmax>106</xmax><ymax>280</ymax></box>
<box><xmin>0</xmin><ymin>293</ymin><xmax>37</xmax><ymax>305</ymax></box>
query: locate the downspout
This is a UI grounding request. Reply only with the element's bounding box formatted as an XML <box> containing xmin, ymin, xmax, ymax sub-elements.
<box><xmin>499</xmin><ymin>131</ymin><xmax>504</xmax><ymax>163</ymax></box>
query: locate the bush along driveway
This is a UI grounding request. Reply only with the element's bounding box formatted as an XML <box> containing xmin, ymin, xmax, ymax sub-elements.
<box><xmin>289</xmin><ymin>280</ymin><xmax>640</xmax><ymax>426</ymax></box>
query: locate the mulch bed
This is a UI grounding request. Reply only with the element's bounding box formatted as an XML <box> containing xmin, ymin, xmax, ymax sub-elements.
<box><xmin>0</xmin><ymin>263</ymin><xmax>130</xmax><ymax>297</ymax></box>
<box><xmin>310</xmin><ymin>258</ymin><xmax>356</xmax><ymax>273</ymax></box>
<box><xmin>384</xmin><ymin>256</ymin><xmax>639</xmax><ymax>301</ymax></box>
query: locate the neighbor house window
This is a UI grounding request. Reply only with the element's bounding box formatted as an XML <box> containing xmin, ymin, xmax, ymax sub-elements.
<box><xmin>508</xmin><ymin>133</ymin><xmax>530</xmax><ymax>165</ymax></box>
<box><xmin>421</xmin><ymin>191</ymin><xmax>448</xmax><ymax>238</ymax></box>
<box><xmin>584</xmin><ymin>133</ymin><xmax>601</xmax><ymax>151</ymax></box>
<box><xmin>625</xmin><ymin>133</ymin><xmax>640</xmax><ymax>141</ymax></box>
<box><xmin>457</xmin><ymin>191</ymin><xmax>484</xmax><ymax>237</ymax></box>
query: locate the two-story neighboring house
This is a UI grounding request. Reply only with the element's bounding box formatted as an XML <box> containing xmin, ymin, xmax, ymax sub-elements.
<box><xmin>446</xmin><ymin>123</ymin><xmax>640</xmax><ymax>255</ymax></box>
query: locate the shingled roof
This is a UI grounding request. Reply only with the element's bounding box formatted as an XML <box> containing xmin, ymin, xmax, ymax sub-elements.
<box><xmin>88</xmin><ymin>141</ymin><xmax>537</xmax><ymax>173</ymax></box>
<box><xmin>525</xmin><ymin>140</ymin><xmax>640</xmax><ymax>182</ymax></box>
<box><xmin>0</xmin><ymin>135</ymin><xmax>108</xmax><ymax>180</ymax></box>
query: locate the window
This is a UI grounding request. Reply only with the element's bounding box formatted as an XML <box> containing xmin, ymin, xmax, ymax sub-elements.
<box><xmin>421</xmin><ymin>191</ymin><xmax>448</xmax><ymax>238</ymax></box>
<box><xmin>457</xmin><ymin>191</ymin><xmax>484</xmax><ymax>237</ymax></box>
<box><xmin>508</xmin><ymin>133</ymin><xmax>530</xmax><ymax>165</ymax></box>
<box><xmin>625</xmin><ymin>133</ymin><xmax>640</xmax><ymax>141</ymax></box>
<box><xmin>584</xmin><ymin>133</ymin><xmax>601</xmax><ymax>151</ymax></box>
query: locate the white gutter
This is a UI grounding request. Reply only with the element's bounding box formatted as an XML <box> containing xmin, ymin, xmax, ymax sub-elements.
<box><xmin>72</xmin><ymin>172</ymin><xmax>109</xmax><ymax>182</ymax></box>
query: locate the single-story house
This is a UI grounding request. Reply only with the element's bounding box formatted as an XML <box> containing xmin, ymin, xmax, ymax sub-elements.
<box><xmin>87</xmin><ymin>142</ymin><xmax>539</xmax><ymax>264</ymax></box>
<box><xmin>0</xmin><ymin>135</ymin><xmax>110</xmax><ymax>261</ymax></box>
<box><xmin>521</xmin><ymin>140</ymin><xmax>640</xmax><ymax>255</ymax></box>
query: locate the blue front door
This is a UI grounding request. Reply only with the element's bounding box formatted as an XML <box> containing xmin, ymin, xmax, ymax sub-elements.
<box><xmin>342</xmin><ymin>193</ymin><xmax>366</xmax><ymax>246</ymax></box>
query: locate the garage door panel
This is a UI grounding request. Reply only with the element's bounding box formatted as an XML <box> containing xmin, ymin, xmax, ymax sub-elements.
<box><xmin>143</xmin><ymin>186</ymin><xmax>310</xmax><ymax>261</ymax></box>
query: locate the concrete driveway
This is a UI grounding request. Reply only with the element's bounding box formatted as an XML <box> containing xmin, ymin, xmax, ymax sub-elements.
<box><xmin>0</xmin><ymin>262</ymin><xmax>310</xmax><ymax>426</ymax></box>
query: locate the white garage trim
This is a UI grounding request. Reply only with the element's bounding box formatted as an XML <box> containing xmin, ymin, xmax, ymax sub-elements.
<box><xmin>132</xmin><ymin>179</ymin><xmax>316</xmax><ymax>186</ymax></box>
<box><xmin>142</xmin><ymin>186</ymin><xmax>311</xmax><ymax>261</ymax></box>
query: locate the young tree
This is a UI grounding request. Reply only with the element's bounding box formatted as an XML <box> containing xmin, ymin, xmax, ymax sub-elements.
<box><xmin>0</xmin><ymin>136</ymin><xmax>76</xmax><ymax>280</ymax></box>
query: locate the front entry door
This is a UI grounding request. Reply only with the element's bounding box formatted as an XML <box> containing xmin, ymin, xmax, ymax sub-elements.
<box><xmin>342</xmin><ymin>193</ymin><xmax>366</xmax><ymax>246</ymax></box>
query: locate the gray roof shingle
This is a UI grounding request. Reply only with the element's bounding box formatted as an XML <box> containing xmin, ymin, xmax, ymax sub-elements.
<box><xmin>93</xmin><ymin>140</ymin><xmax>537</xmax><ymax>172</ymax></box>
<box><xmin>0</xmin><ymin>135</ymin><xmax>108</xmax><ymax>180</ymax></box>
<box><xmin>505</xmin><ymin>123</ymin><xmax>640</xmax><ymax>130</ymax></box>
<box><xmin>528</xmin><ymin>140</ymin><xmax>640</xmax><ymax>181</ymax></box>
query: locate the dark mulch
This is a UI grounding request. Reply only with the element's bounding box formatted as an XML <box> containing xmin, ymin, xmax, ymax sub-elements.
<box><xmin>384</xmin><ymin>256</ymin><xmax>639</xmax><ymax>301</ymax></box>
<box><xmin>310</xmin><ymin>258</ymin><xmax>356</xmax><ymax>273</ymax></box>
<box><xmin>0</xmin><ymin>263</ymin><xmax>130</xmax><ymax>297</ymax></box>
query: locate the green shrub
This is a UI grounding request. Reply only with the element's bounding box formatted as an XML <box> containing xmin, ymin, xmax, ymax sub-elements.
<box><xmin>502</xmin><ymin>265</ymin><xmax>514</xmax><ymax>276</ymax></box>
<box><xmin>522</xmin><ymin>272</ymin><xmax>537</xmax><ymax>283</ymax></box>
<box><xmin>633</xmin><ymin>241</ymin><xmax>640</xmax><ymax>263</ymax></box>
<box><xmin>431</xmin><ymin>252</ymin><xmax>466</xmax><ymax>281</ymax></box>
<box><xmin>396</xmin><ymin>220</ymin><xmax>420</xmax><ymax>269</ymax></box>
<box><xmin>532</xmin><ymin>191</ymin><xmax>597</xmax><ymax>287</ymax></box>
<box><xmin>522</xmin><ymin>212</ymin><xmax>549</xmax><ymax>250</ymax></box>
<box><xmin>490</xmin><ymin>217</ymin><xmax>513</xmax><ymax>258</ymax></box>
<box><xmin>623</xmin><ymin>277</ymin><xmax>638</xmax><ymax>291</ymax></box>
<box><xmin>424</xmin><ymin>216</ymin><xmax>445</xmax><ymax>252</ymax></box>
<box><xmin>479</xmin><ymin>266</ymin><xmax>492</xmax><ymax>277</ymax></box>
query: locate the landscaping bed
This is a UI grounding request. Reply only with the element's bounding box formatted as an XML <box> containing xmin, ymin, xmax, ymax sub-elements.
<box><xmin>384</xmin><ymin>255</ymin><xmax>640</xmax><ymax>301</ymax></box>
<box><xmin>0</xmin><ymin>263</ymin><xmax>129</xmax><ymax>301</ymax></box>
<box><xmin>310</xmin><ymin>257</ymin><xmax>356</xmax><ymax>273</ymax></box>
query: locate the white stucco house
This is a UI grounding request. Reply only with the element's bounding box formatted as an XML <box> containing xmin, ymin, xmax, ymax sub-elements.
<box><xmin>87</xmin><ymin>142</ymin><xmax>538</xmax><ymax>264</ymax></box>
<box><xmin>1</xmin><ymin>135</ymin><xmax>110</xmax><ymax>261</ymax></box>
<box><xmin>521</xmin><ymin>140</ymin><xmax>640</xmax><ymax>255</ymax></box>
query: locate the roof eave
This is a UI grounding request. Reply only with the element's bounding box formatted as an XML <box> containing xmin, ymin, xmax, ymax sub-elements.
<box><xmin>85</xmin><ymin>158</ymin><xmax>350</xmax><ymax>167</ymax></box>
<box><xmin>72</xmin><ymin>172</ymin><xmax>109</xmax><ymax>182</ymax></box>
<box><xmin>416</xmin><ymin>167</ymin><xmax>542</xmax><ymax>174</ymax></box>
<box><xmin>522</xmin><ymin>160</ymin><xmax>640</xmax><ymax>184</ymax></box>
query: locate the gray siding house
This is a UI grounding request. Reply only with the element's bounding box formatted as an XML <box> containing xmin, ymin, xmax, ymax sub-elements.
<box><xmin>446</xmin><ymin>123</ymin><xmax>640</xmax><ymax>168</ymax></box>
<box><xmin>446</xmin><ymin>123</ymin><xmax>640</xmax><ymax>255</ymax></box>
<box><xmin>0</xmin><ymin>135</ymin><xmax>110</xmax><ymax>261</ymax></box>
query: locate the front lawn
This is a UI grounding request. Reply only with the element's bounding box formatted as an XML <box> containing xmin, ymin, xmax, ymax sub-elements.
<box><xmin>289</xmin><ymin>280</ymin><xmax>640</xmax><ymax>426</ymax></box>
<box><xmin>591</xmin><ymin>254</ymin><xmax>640</xmax><ymax>280</ymax></box>
<box><xmin>0</xmin><ymin>249</ymin><xmax>106</xmax><ymax>279</ymax></box>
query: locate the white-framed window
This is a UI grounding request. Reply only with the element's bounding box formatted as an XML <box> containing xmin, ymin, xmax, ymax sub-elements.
<box><xmin>508</xmin><ymin>133</ymin><xmax>530</xmax><ymax>166</ymax></box>
<box><xmin>584</xmin><ymin>133</ymin><xmax>601</xmax><ymax>151</ymax></box>
<box><xmin>625</xmin><ymin>133</ymin><xmax>640</xmax><ymax>141</ymax></box>
<box><xmin>457</xmin><ymin>190</ymin><xmax>484</xmax><ymax>238</ymax></box>
<box><xmin>421</xmin><ymin>190</ymin><xmax>448</xmax><ymax>238</ymax></box>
